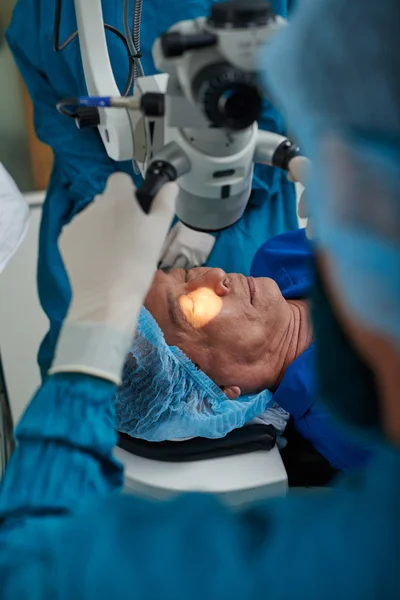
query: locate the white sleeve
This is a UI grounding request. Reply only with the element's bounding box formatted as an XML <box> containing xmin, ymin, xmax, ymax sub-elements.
<box><xmin>0</xmin><ymin>163</ymin><xmax>30</xmax><ymax>273</ymax></box>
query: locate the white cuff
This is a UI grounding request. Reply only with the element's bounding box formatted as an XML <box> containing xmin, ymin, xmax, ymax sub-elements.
<box><xmin>49</xmin><ymin>322</ymin><xmax>133</xmax><ymax>385</ymax></box>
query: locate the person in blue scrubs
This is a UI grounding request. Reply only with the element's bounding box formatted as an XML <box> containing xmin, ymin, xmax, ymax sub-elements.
<box><xmin>0</xmin><ymin>1</ymin><xmax>399</xmax><ymax>598</ymax></box>
<box><xmin>6</xmin><ymin>0</ymin><xmax>298</xmax><ymax>379</ymax></box>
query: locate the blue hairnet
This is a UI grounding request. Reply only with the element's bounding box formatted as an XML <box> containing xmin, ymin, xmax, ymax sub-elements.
<box><xmin>115</xmin><ymin>308</ymin><xmax>274</xmax><ymax>442</ymax></box>
<box><xmin>261</xmin><ymin>0</ymin><xmax>400</xmax><ymax>344</ymax></box>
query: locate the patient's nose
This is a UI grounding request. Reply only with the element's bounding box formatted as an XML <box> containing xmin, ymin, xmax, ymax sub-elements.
<box><xmin>188</xmin><ymin>268</ymin><xmax>229</xmax><ymax>297</ymax></box>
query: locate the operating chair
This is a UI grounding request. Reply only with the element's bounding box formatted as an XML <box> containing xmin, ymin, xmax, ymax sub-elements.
<box><xmin>115</xmin><ymin>422</ymin><xmax>337</xmax><ymax>506</ymax></box>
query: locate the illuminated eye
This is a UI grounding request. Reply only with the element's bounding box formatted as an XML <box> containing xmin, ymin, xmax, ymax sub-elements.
<box><xmin>178</xmin><ymin>287</ymin><xmax>223</xmax><ymax>328</ymax></box>
<box><xmin>180</xmin><ymin>294</ymin><xmax>195</xmax><ymax>315</ymax></box>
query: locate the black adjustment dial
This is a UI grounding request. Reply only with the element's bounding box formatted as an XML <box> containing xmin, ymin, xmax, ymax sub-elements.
<box><xmin>193</xmin><ymin>63</ymin><xmax>262</xmax><ymax>130</ymax></box>
<box><xmin>208</xmin><ymin>1</ymin><xmax>274</xmax><ymax>29</ymax></box>
<box><xmin>75</xmin><ymin>107</ymin><xmax>100</xmax><ymax>130</ymax></box>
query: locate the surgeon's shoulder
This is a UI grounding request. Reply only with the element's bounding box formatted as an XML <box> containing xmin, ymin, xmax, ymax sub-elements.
<box><xmin>7</xmin><ymin>0</ymin><xmax>51</xmax><ymax>62</ymax></box>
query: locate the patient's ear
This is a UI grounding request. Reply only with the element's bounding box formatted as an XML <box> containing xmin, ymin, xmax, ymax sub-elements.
<box><xmin>221</xmin><ymin>386</ymin><xmax>241</xmax><ymax>400</ymax></box>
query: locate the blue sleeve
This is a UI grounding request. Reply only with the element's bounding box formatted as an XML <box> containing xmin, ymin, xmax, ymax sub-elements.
<box><xmin>299</xmin><ymin>401</ymin><xmax>377</xmax><ymax>471</ymax></box>
<box><xmin>6</xmin><ymin>2</ymin><xmax>132</xmax><ymax>215</ymax></box>
<box><xmin>251</xmin><ymin>228</ymin><xmax>313</xmax><ymax>297</ymax></box>
<box><xmin>7</xmin><ymin>2</ymin><xmax>135</xmax><ymax>376</ymax></box>
<box><xmin>0</xmin><ymin>374</ymin><xmax>123</xmax><ymax>520</ymax></box>
<box><xmin>1</xmin><ymin>422</ymin><xmax>399</xmax><ymax>599</ymax></box>
<box><xmin>275</xmin><ymin>347</ymin><xmax>375</xmax><ymax>471</ymax></box>
<box><xmin>0</xmin><ymin>373</ymin><xmax>399</xmax><ymax>598</ymax></box>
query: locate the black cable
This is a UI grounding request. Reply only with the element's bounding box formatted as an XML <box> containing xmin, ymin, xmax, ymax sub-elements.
<box><xmin>105</xmin><ymin>25</ymin><xmax>135</xmax><ymax>96</ymax></box>
<box><xmin>53</xmin><ymin>0</ymin><xmax>80</xmax><ymax>51</ymax></box>
<box><xmin>56</xmin><ymin>97</ymin><xmax>80</xmax><ymax>119</ymax></box>
<box><xmin>53</xmin><ymin>0</ymin><xmax>135</xmax><ymax>97</ymax></box>
<box><xmin>132</xmin><ymin>0</ymin><xmax>143</xmax><ymax>79</ymax></box>
<box><xmin>123</xmin><ymin>57</ymin><xmax>135</xmax><ymax>96</ymax></box>
<box><xmin>0</xmin><ymin>354</ymin><xmax>15</xmax><ymax>472</ymax></box>
<box><xmin>132</xmin><ymin>0</ymin><xmax>142</xmax><ymax>56</ymax></box>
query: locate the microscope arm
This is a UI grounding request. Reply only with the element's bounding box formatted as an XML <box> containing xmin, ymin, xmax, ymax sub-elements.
<box><xmin>253</xmin><ymin>130</ymin><xmax>310</xmax><ymax>186</ymax></box>
<box><xmin>73</xmin><ymin>0</ymin><xmax>134</xmax><ymax>161</ymax></box>
<box><xmin>286</xmin><ymin>156</ymin><xmax>311</xmax><ymax>188</ymax></box>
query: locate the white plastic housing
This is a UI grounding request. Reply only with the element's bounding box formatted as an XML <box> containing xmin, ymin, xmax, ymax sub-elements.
<box><xmin>74</xmin><ymin>0</ymin><xmax>134</xmax><ymax>160</ymax></box>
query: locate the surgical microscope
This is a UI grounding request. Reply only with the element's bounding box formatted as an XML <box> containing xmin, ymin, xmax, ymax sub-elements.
<box><xmin>55</xmin><ymin>0</ymin><xmax>309</xmax><ymax>504</ymax></box>
<box><xmin>58</xmin><ymin>0</ymin><xmax>307</xmax><ymax>232</ymax></box>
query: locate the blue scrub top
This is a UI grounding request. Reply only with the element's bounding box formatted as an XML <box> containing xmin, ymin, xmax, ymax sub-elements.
<box><xmin>251</xmin><ymin>228</ymin><xmax>375</xmax><ymax>470</ymax></box>
<box><xmin>6</xmin><ymin>0</ymin><xmax>297</xmax><ymax>378</ymax></box>
<box><xmin>0</xmin><ymin>372</ymin><xmax>399</xmax><ymax>599</ymax></box>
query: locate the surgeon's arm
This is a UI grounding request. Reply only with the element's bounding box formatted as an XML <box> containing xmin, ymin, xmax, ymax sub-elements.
<box><xmin>1</xmin><ymin>428</ymin><xmax>399</xmax><ymax>598</ymax></box>
<box><xmin>6</xmin><ymin>45</ymin><xmax>119</xmax><ymax>214</ymax></box>
<box><xmin>0</xmin><ymin>374</ymin><xmax>123</xmax><ymax>519</ymax></box>
<box><xmin>6</xmin><ymin>3</ymin><xmax>130</xmax><ymax>216</ymax></box>
<box><xmin>0</xmin><ymin>173</ymin><xmax>176</xmax><ymax>521</ymax></box>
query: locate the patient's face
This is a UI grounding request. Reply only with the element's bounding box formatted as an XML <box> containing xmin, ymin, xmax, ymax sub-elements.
<box><xmin>144</xmin><ymin>267</ymin><xmax>289</xmax><ymax>394</ymax></box>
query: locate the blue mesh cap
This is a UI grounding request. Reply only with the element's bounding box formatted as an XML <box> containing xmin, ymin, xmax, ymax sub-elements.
<box><xmin>115</xmin><ymin>307</ymin><xmax>274</xmax><ymax>442</ymax></box>
<box><xmin>260</xmin><ymin>0</ymin><xmax>400</xmax><ymax>344</ymax></box>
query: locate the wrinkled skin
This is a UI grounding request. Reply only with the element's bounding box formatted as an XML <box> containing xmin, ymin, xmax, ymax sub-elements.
<box><xmin>145</xmin><ymin>266</ymin><xmax>313</xmax><ymax>398</ymax></box>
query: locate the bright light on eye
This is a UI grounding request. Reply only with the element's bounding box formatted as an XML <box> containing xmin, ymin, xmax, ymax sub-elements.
<box><xmin>179</xmin><ymin>287</ymin><xmax>223</xmax><ymax>328</ymax></box>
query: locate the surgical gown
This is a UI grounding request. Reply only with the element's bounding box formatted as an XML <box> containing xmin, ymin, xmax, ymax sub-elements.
<box><xmin>0</xmin><ymin>373</ymin><xmax>399</xmax><ymax>598</ymax></box>
<box><xmin>6</xmin><ymin>0</ymin><xmax>298</xmax><ymax>378</ymax></box>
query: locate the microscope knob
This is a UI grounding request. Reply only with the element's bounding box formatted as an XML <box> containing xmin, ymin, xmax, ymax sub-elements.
<box><xmin>136</xmin><ymin>161</ymin><xmax>178</xmax><ymax>214</ymax></box>
<box><xmin>75</xmin><ymin>107</ymin><xmax>100</xmax><ymax>130</ymax></box>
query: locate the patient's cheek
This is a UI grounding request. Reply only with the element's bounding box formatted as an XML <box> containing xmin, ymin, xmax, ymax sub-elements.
<box><xmin>179</xmin><ymin>287</ymin><xmax>223</xmax><ymax>328</ymax></box>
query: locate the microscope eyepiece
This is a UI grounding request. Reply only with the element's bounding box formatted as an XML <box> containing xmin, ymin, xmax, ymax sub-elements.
<box><xmin>192</xmin><ymin>63</ymin><xmax>262</xmax><ymax>130</ymax></box>
<box><xmin>161</xmin><ymin>31</ymin><xmax>217</xmax><ymax>58</ymax></box>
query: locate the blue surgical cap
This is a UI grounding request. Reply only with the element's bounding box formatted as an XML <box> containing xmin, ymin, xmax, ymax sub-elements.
<box><xmin>115</xmin><ymin>307</ymin><xmax>274</xmax><ymax>442</ymax></box>
<box><xmin>261</xmin><ymin>0</ymin><xmax>400</xmax><ymax>344</ymax></box>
